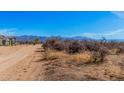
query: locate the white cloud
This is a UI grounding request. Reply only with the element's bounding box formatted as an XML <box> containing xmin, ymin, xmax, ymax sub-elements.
<box><xmin>0</xmin><ymin>28</ymin><xmax>16</xmax><ymax>36</ymax></box>
<box><xmin>82</xmin><ymin>12</ymin><xmax>124</xmax><ymax>39</ymax></box>
<box><xmin>82</xmin><ymin>28</ymin><xmax>124</xmax><ymax>39</ymax></box>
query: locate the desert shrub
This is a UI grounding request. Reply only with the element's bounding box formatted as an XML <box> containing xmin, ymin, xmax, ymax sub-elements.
<box><xmin>42</xmin><ymin>37</ymin><xmax>64</xmax><ymax>51</ymax></box>
<box><xmin>43</xmin><ymin>38</ymin><xmax>85</xmax><ymax>54</ymax></box>
<box><xmin>33</xmin><ymin>38</ymin><xmax>40</xmax><ymax>45</ymax></box>
<box><xmin>42</xmin><ymin>37</ymin><xmax>124</xmax><ymax>63</ymax></box>
<box><xmin>92</xmin><ymin>51</ymin><xmax>104</xmax><ymax>63</ymax></box>
<box><xmin>81</xmin><ymin>40</ymin><xmax>107</xmax><ymax>62</ymax></box>
<box><xmin>81</xmin><ymin>40</ymin><xmax>108</xmax><ymax>63</ymax></box>
<box><xmin>105</xmin><ymin>41</ymin><xmax>119</xmax><ymax>49</ymax></box>
<box><xmin>92</xmin><ymin>46</ymin><xmax>108</xmax><ymax>63</ymax></box>
<box><xmin>118</xmin><ymin>46</ymin><xmax>124</xmax><ymax>53</ymax></box>
<box><xmin>65</xmin><ymin>40</ymin><xmax>84</xmax><ymax>54</ymax></box>
<box><xmin>102</xmin><ymin>41</ymin><xmax>124</xmax><ymax>54</ymax></box>
<box><xmin>81</xmin><ymin>40</ymin><xmax>101</xmax><ymax>51</ymax></box>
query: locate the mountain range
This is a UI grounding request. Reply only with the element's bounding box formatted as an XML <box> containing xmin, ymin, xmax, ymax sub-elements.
<box><xmin>15</xmin><ymin>35</ymin><xmax>124</xmax><ymax>42</ymax></box>
<box><xmin>15</xmin><ymin>35</ymin><xmax>90</xmax><ymax>42</ymax></box>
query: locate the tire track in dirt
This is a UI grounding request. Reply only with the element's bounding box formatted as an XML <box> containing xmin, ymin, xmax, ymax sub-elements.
<box><xmin>0</xmin><ymin>46</ymin><xmax>36</xmax><ymax>72</ymax></box>
<box><xmin>0</xmin><ymin>45</ymin><xmax>44</xmax><ymax>80</ymax></box>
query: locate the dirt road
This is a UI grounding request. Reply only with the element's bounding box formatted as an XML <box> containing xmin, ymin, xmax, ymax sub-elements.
<box><xmin>0</xmin><ymin>45</ymin><xmax>44</xmax><ymax>80</ymax></box>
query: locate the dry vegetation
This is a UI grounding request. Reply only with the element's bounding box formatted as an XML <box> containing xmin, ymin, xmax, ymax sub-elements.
<box><xmin>43</xmin><ymin>50</ymin><xmax>93</xmax><ymax>64</ymax></box>
<box><xmin>40</xmin><ymin>37</ymin><xmax>124</xmax><ymax>80</ymax></box>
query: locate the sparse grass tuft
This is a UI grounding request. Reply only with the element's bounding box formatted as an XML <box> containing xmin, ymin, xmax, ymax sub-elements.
<box><xmin>43</xmin><ymin>50</ymin><xmax>94</xmax><ymax>65</ymax></box>
<box><xmin>44</xmin><ymin>50</ymin><xmax>68</xmax><ymax>60</ymax></box>
<box><xmin>68</xmin><ymin>52</ymin><xmax>93</xmax><ymax>64</ymax></box>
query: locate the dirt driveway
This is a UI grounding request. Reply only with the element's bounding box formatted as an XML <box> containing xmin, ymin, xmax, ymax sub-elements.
<box><xmin>0</xmin><ymin>45</ymin><xmax>44</xmax><ymax>80</ymax></box>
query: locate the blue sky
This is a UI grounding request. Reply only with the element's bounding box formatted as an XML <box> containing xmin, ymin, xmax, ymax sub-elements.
<box><xmin>0</xmin><ymin>11</ymin><xmax>124</xmax><ymax>39</ymax></box>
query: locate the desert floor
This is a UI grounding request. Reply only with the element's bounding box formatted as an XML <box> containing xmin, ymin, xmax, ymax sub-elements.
<box><xmin>0</xmin><ymin>45</ymin><xmax>124</xmax><ymax>81</ymax></box>
<box><xmin>0</xmin><ymin>45</ymin><xmax>44</xmax><ymax>80</ymax></box>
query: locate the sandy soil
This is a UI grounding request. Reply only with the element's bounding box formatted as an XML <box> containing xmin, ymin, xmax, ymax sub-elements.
<box><xmin>0</xmin><ymin>45</ymin><xmax>44</xmax><ymax>81</ymax></box>
<box><xmin>41</xmin><ymin>52</ymin><xmax>124</xmax><ymax>81</ymax></box>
